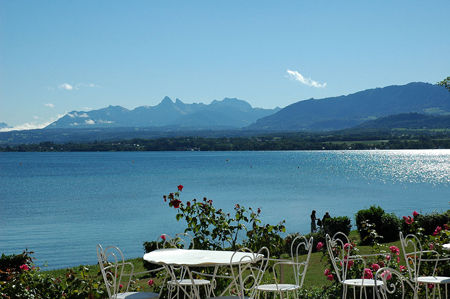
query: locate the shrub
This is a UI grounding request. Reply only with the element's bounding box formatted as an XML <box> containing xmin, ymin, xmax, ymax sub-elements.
<box><xmin>159</xmin><ymin>185</ymin><xmax>285</xmax><ymax>251</ymax></box>
<box><xmin>0</xmin><ymin>250</ymin><xmax>33</xmax><ymax>281</ymax></box>
<box><xmin>378</xmin><ymin>213</ymin><xmax>401</xmax><ymax>242</ymax></box>
<box><xmin>0</xmin><ymin>252</ymin><xmax>105</xmax><ymax>299</ymax></box>
<box><xmin>401</xmin><ymin>210</ymin><xmax>450</xmax><ymax>236</ymax></box>
<box><xmin>356</xmin><ymin>206</ymin><xmax>400</xmax><ymax>244</ymax></box>
<box><xmin>323</xmin><ymin>216</ymin><xmax>351</xmax><ymax>237</ymax></box>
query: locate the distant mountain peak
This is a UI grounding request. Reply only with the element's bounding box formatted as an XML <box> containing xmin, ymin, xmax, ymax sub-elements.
<box><xmin>45</xmin><ymin>96</ymin><xmax>278</xmax><ymax>129</ymax></box>
<box><xmin>161</xmin><ymin>96</ymin><xmax>173</xmax><ymax>104</ymax></box>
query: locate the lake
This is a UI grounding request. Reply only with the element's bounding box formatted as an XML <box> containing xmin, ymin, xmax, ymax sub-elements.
<box><xmin>0</xmin><ymin>150</ymin><xmax>449</xmax><ymax>269</ymax></box>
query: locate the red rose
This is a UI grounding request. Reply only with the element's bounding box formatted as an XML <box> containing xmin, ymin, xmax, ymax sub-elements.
<box><xmin>148</xmin><ymin>279</ymin><xmax>154</xmax><ymax>286</ymax></box>
<box><xmin>172</xmin><ymin>199</ymin><xmax>181</xmax><ymax>209</ymax></box>
<box><xmin>19</xmin><ymin>264</ymin><xmax>30</xmax><ymax>271</ymax></box>
<box><xmin>363</xmin><ymin>268</ymin><xmax>373</xmax><ymax>279</ymax></box>
<box><xmin>177</xmin><ymin>185</ymin><xmax>183</xmax><ymax>191</ymax></box>
<box><xmin>413</xmin><ymin>211</ymin><xmax>419</xmax><ymax>217</ymax></box>
<box><xmin>316</xmin><ymin>242</ymin><xmax>324</xmax><ymax>251</ymax></box>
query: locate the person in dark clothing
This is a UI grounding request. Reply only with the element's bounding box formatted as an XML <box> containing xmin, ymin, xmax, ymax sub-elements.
<box><xmin>311</xmin><ymin>210</ymin><xmax>317</xmax><ymax>233</ymax></box>
<box><xmin>322</xmin><ymin>212</ymin><xmax>331</xmax><ymax>226</ymax></box>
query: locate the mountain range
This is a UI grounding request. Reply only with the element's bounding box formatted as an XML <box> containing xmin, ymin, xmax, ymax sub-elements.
<box><xmin>248</xmin><ymin>82</ymin><xmax>450</xmax><ymax>131</ymax></box>
<box><xmin>46</xmin><ymin>82</ymin><xmax>450</xmax><ymax>132</ymax></box>
<box><xmin>1</xmin><ymin>82</ymin><xmax>449</xmax><ymax>145</ymax></box>
<box><xmin>46</xmin><ymin>97</ymin><xmax>280</xmax><ymax>130</ymax></box>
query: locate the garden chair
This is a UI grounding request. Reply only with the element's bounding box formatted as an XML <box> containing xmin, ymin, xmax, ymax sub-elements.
<box><xmin>255</xmin><ymin>235</ymin><xmax>313</xmax><ymax>298</ymax></box>
<box><xmin>374</xmin><ymin>267</ymin><xmax>417</xmax><ymax>299</ymax></box>
<box><xmin>161</xmin><ymin>233</ymin><xmax>213</xmax><ymax>299</ymax></box>
<box><xmin>325</xmin><ymin>232</ymin><xmax>385</xmax><ymax>299</ymax></box>
<box><xmin>97</xmin><ymin>244</ymin><xmax>161</xmax><ymax>299</ymax></box>
<box><xmin>208</xmin><ymin>246</ymin><xmax>270</xmax><ymax>299</ymax></box>
<box><xmin>399</xmin><ymin>232</ymin><xmax>450</xmax><ymax>299</ymax></box>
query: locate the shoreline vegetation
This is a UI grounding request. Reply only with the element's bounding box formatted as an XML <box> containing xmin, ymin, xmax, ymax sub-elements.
<box><xmin>1</xmin><ymin>129</ymin><xmax>450</xmax><ymax>152</ymax></box>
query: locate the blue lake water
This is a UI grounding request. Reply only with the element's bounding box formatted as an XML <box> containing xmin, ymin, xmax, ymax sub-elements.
<box><xmin>0</xmin><ymin>150</ymin><xmax>449</xmax><ymax>269</ymax></box>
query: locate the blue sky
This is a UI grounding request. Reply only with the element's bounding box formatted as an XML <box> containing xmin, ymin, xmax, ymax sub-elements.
<box><xmin>1</xmin><ymin>0</ymin><xmax>449</xmax><ymax>129</ymax></box>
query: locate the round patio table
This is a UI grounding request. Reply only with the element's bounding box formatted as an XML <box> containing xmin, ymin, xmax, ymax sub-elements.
<box><xmin>143</xmin><ymin>248</ymin><xmax>262</xmax><ymax>266</ymax></box>
<box><xmin>143</xmin><ymin>248</ymin><xmax>263</xmax><ymax>299</ymax></box>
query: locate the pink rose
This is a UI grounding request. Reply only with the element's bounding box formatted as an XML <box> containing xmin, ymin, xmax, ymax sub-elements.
<box><xmin>327</xmin><ymin>274</ymin><xmax>334</xmax><ymax>281</ymax></box>
<box><xmin>402</xmin><ymin>216</ymin><xmax>414</xmax><ymax>225</ymax></box>
<box><xmin>433</xmin><ymin>226</ymin><xmax>442</xmax><ymax>236</ymax></box>
<box><xmin>344</xmin><ymin>243</ymin><xmax>352</xmax><ymax>250</ymax></box>
<box><xmin>148</xmin><ymin>279</ymin><xmax>154</xmax><ymax>286</ymax></box>
<box><xmin>363</xmin><ymin>268</ymin><xmax>373</xmax><ymax>279</ymax></box>
<box><xmin>347</xmin><ymin>260</ymin><xmax>354</xmax><ymax>268</ymax></box>
<box><xmin>386</xmin><ymin>255</ymin><xmax>391</xmax><ymax>261</ymax></box>
<box><xmin>389</xmin><ymin>246</ymin><xmax>400</xmax><ymax>256</ymax></box>
<box><xmin>160</xmin><ymin>234</ymin><xmax>166</xmax><ymax>241</ymax></box>
<box><xmin>324</xmin><ymin>268</ymin><xmax>331</xmax><ymax>276</ymax></box>
<box><xmin>19</xmin><ymin>264</ymin><xmax>30</xmax><ymax>271</ymax></box>
<box><xmin>413</xmin><ymin>211</ymin><xmax>419</xmax><ymax>217</ymax></box>
<box><xmin>316</xmin><ymin>242</ymin><xmax>324</xmax><ymax>251</ymax></box>
<box><xmin>371</xmin><ymin>263</ymin><xmax>380</xmax><ymax>271</ymax></box>
<box><xmin>399</xmin><ymin>265</ymin><xmax>406</xmax><ymax>272</ymax></box>
<box><xmin>428</xmin><ymin>284</ymin><xmax>434</xmax><ymax>289</ymax></box>
<box><xmin>380</xmin><ymin>270</ymin><xmax>392</xmax><ymax>280</ymax></box>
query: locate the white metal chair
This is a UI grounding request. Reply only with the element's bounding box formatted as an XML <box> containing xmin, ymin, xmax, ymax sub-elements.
<box><xmin>374</xmin><ymin>266</ymin><xmax>416</xmax><ymax>299</ymax></box>
<box><xmin>325</xmin><ymin>232</ymin><xmax>384</xmax><ymax>299</ymax></box>
<box><xmin>399</xmin><ymin>232</ymin><xmax>450</xmax><ymax>299</ymax></box>
<box><xmin>256</xmin><ymin>235</ymin><xmax>313</xmax><ymax>298</ymax></box>
<box><xmin>209</xmin><ymin>246</ymin><xmax>270</xmax><ymax>299</ymax></box>
<box><xmin>161</xmin><ymin>233</ymin><xmax>213</xmax><ymax>299</ymax></box>
<box><xmin>97</xmin><ymin>244</ymin><xmax>161</xmax><ymax>299</ymax></box>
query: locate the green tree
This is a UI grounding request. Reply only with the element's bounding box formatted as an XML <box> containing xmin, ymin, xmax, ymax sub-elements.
<box><xmin>437</xmin><ymin>76</ymin><xmax>450</xmax><ymax>91</ymax></box>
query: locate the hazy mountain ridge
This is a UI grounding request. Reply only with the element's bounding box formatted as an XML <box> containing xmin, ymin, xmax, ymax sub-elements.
<box><xmin>247</xmin><ymin>82</ymin><xmax>450</xmax><ymax>131</ymax></box>
<box><xmin>46</xmin><ymin>97</ymin><xmax>280</xmax><ymax>129</ymax></box>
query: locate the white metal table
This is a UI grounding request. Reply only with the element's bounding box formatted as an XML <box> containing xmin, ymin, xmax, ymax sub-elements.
<box><xmin>143</xmin><ymin>248</ymin><xmax>262</xmax><ymax>298</ymax></box>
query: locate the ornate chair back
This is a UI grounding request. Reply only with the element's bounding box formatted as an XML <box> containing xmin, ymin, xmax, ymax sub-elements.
<box><xmin>97</xmin><ymin>244</ymin><xmax>133</xmax><ymax>299</ymax></box>
<box><xmin>325</xmin><ymin>232</ymin><xmax>353</xmax><ymax>284</ymax></box>
<box><xmin>399</xmin><ymin>232</ymin><xmax>423</xmax><ymax>281</ymax></box>
<box><xmin>230</xmin><ymin>247</ymin><xmax>270</xmax><ymax>299</ymax></box>
<box><xmin>290</xmin><ymin>235</ymin><xmax>314</xmax><ymax>288</ymax></box>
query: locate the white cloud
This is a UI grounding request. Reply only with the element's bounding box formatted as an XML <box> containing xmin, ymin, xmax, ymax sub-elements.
<box><xmin>0</xmin><ymin>114</ymin><xmax>65</xmax><ymax>132</ymax></box>
<box><xmin>59</xmin><ymin>83</ymin><xmax>74</xmax><ymax>90</ymax></box>
<box><xmin>286</xmin><ymin>69</ymin><xmax>327</xmax><ymax>88</ymax></box>
<box><xmin>85</xmin><ymin>119</ymin><xmax>95</xmax><ymax>125</ymax></box>
<box><xmin>44</xmin><ymin>103</ymin><xmax>55</xmax><ymax>108</ymax></box>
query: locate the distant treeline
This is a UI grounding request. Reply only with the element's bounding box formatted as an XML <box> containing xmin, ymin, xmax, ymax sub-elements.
<box><xmin>1</xmin><ymin>129</ymin><xmax>449</xmax><ymax>151</ymax></box>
